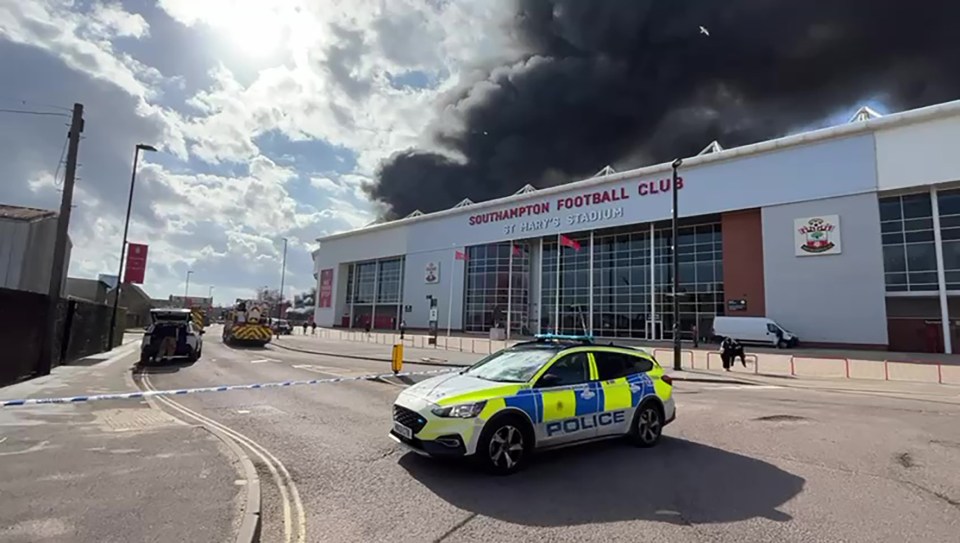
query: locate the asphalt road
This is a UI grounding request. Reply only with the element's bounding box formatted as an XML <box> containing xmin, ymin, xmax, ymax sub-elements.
<box><xmin>131</xmin><ymin>329</ymin><xmax>960</xmax><ymax>543</ymax></box>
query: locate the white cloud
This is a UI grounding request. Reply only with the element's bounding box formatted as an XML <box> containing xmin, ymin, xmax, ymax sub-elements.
<box><xmin>0</xmin><ymin>0</ymin><xmax>155</xmax><ymax>98</ymax></box>
<box><xmin>0</xmin><ymin>0</ymin><xmax>512</xmax><ymax>303</ymax></box>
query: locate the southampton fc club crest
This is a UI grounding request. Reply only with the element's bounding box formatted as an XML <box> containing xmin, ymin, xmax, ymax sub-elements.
<box><xmin>798</xmin><ymin>218</ymin><xmax>836</xmax><ymax>254</ymax></box>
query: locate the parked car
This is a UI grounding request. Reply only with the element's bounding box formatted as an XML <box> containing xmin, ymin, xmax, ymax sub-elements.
<box><xmin>711</xmin><ymin>316</ymin><xmax>798</xmax><ymax>348</ymax></box>
<box><xmin>140</xmin><ymin>308</ymin><xmax>204</xmax><ymax>365</ymax></box>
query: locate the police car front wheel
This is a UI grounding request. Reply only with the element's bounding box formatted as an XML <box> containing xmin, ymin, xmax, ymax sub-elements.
<box><xmin>630</xmin><ymin>403</ymin><xmax>663</xmax><ymax>448</ymax></box>
<box><xmin>478</xmin><ymin>416</ymin><xmax>530</xmax><ymax>475</ymax></box>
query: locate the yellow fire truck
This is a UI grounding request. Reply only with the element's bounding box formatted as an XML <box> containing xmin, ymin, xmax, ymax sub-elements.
<box><xmin>221</xmin><ymin>300</ymin><xmax>272</xmax><ymax>346</ymax></box>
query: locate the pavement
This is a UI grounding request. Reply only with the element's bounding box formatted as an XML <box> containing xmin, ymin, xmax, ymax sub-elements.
<box><xmin>4</xmin><ymin>327</ymin><xmax>960</xmax><ymax>541</ymax></box>
<box><xmin>0</xmin><ymin>334</ymin><xmax>245</xmax><ymax>543</ymax></box>
<box><xmin>294</xmin><ymin>328</ymin><xmax>960</xmax><ymax>386</ymax></box>
<box><xmin>271</xmin><ymin>332</ymin><xmax>960</xmax><ymax>401</ymax></box>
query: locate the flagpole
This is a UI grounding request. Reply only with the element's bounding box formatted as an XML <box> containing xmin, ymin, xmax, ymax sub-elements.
<box><xmin>506</xmin><ymin>241</ymin><xmax>513</xmax><ymax>340</ymax></box>
<box><xmin>555</xmin><ymin>233</ymin><xmax>561</xmax><ymax>334</ymax></box>
<box><xmin>447</xmin><ymin>247</ymin><xmax>456</xmax><ymax>337</ymax></box>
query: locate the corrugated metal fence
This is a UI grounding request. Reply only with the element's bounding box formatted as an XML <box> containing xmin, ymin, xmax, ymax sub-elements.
<box><xmin>0</xmin><ymin>288</ymin><xmax>125</xmax><ymax>387</ymax></box>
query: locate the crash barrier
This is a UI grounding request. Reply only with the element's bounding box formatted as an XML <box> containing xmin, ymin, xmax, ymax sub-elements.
<box><xmin>652</xmin><ymin>349</ymin><xmax>695</xmax><ymax>369</ymax></box>
<box><xmin>0</xmin><ymin>288</ymin><xmax>125</xmax><ymax>387</ymax></box>
<box><xmin>705</xmin><ymin>351</ymin><xmax>760</xmax><ymax>373</ymax></box>
<box><xmin>0</xmin><ymin>368</ymin><xmax>458</xmax><ymax>408</ymax></box>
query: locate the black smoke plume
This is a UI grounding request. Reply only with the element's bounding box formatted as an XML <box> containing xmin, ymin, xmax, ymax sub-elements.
<box><xmin>368</xmin><ymin>0</ymin><xmax>960</xmax><ymax>219</ymax></box>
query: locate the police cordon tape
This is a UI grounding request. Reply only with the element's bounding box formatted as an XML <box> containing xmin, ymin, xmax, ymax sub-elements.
<box><xmin>0</xmin><ymin>368</ymin><xmax>458</xmax><ymax>408</ymax></box>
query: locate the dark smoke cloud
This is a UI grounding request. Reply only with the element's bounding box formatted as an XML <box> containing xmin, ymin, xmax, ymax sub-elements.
<box><xmin>368</xmin><ymin>0</ymin><xmax>960</xmax><ymax>219</ymax></box>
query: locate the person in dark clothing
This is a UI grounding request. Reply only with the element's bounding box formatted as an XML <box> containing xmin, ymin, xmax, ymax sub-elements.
<box><xmin>399</xmin><ymin>319</ymin><xmax>406</xmax><ymax>339</ymax></box>
<box><xmin>720</xmin><ymin>337</ymin><xmax>747</xmax><ymax>370</ymax></box>
<box><xmin>302</xmin><ymin>322</ymin><xmax>308</xmax><ymax>335</ymax></box>
<box><xmin>310</xmin><ymin>321</ymin><xmax>316</xmax><ymax>335</ymax></box>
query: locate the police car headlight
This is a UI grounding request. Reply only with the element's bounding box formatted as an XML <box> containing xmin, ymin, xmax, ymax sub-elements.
<box><xmin>431</xmin><ymin>401</ymin><xmax>487</xmax><ymax>418</ymax></box>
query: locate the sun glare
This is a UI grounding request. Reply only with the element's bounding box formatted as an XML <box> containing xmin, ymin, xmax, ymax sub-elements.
<box><xmin>217</xmin><ymin>3</ymin><xmax>288</xmax><ymax>60</ymax></box>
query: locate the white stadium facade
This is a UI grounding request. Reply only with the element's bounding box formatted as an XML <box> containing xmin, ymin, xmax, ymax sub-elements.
<box><xmin>313</xmin><ymin>99</ymin><xmax>960</xmax><ymax>354</ymax></box>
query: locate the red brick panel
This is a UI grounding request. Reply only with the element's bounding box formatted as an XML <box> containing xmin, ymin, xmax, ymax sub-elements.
<box><xmin>722</xmin><ymin>209</ymin><xmax>766</xmax><ymax>317</ymax></box>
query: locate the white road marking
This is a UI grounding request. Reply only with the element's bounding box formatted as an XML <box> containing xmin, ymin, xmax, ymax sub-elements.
<box><xmin>139</xmin><ymin>372</ymin><xmax>306</xmax><ymax>543</ymax></box>
<box><xmin>236</xmin><ymin>410</ymin><xmax>251</xmax><ymax>414</ymax></box>
<box><xmin>250</xmin><ymin>358</ymin><xmax>279</xmax><ymax>364</ymax></box>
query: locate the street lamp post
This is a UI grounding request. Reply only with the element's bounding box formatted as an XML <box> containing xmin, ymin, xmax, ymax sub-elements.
<box><xmin>671</xmin><ymin>158</ymin><xmax>683</xmax><ymax>371</ymax></box>
<box><xmin>184</xmin><ymin>270</ymin><xmax>193</xmax><ymax>301</ymax></box>
<box><xmin>108</xmin><ymin>143</ymin><xmax>157</xmax><ymax>348</ymax></box>
<box><xmin>277</xmin><ymin>238</ymin><xmax>288</xmax><ymax>320</ymax></box>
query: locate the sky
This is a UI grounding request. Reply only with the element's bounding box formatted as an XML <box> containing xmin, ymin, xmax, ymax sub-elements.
<box><xmin>0</xmin><ymin>0</ymin><xmax>513</xmax><ymax>305</ymax></box>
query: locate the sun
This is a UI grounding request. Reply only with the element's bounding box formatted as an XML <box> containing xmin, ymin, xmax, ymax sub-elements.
<box><xmin>216</xmin><ymin>3</ymin><xmax>289</xmax><ymax>60</ymax></box>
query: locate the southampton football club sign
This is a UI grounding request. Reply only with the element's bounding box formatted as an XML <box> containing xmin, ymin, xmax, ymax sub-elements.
<box><xmin>794</xmin><ymin>215</ymin><xmax>842</xmax><ymax>256</ymax></box>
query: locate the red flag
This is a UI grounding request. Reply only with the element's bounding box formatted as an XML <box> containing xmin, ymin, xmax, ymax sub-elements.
<box><xmin>455</xmin><ymin>250</ymin><xmax>468</xmax><ymax>261</ymax></box>
<box><xmin>559</xmin><ymin>234</ymin><xmax>581</xmax><ymax>251</ymax></box>
<box><xmin>512</xmin><ymin>244</ymin><xmax>522</xmax><ymax>257</ymax></box>
<box><xmin>124</xmin><ymin>243</ymin><xmax>148</xmax><ymax>284</ymax></box>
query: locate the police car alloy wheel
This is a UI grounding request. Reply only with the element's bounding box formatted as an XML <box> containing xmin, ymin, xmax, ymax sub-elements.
<box><xmin>631</xmin><ymin>403</ymin><xmax>663</xmax><ymax>448</ymax></box>
<box><xmin>478</xmin><ymin>416</ymin><xmax>529</xmax><ymax>475</ymax></box>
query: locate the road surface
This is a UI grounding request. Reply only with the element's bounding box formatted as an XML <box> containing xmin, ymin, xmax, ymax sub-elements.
<box><xmin>142</xmin><ymin>330</ymin><xmax>960</xmax><ymax>542</ymax></box>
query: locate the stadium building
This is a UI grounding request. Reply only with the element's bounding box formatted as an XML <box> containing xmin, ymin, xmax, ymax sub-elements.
<box><xmin>313</xmin><ymin>99</ymin><xmax>960</xmax><ymax>353</ymax></box>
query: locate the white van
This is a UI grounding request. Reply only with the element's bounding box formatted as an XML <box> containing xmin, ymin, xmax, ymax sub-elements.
<box><xmin>711</xmin><ymin>316</ymin><xmax>798</xmax><ymax>349</ymax></box>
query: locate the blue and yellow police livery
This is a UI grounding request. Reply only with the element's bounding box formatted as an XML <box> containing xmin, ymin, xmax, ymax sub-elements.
<box><xmin>390</xmin><ymin>334</ymin><xmax>676</xmax><ymax>474</ymax></box>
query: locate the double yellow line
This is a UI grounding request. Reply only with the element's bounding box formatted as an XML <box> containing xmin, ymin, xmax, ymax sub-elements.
<box><xmin>136</xmin><ymin>369</ymin><xmax>307</xmax><ymax>543</ymax></box>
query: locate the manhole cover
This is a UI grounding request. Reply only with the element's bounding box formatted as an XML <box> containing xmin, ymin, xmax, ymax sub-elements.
<box><xmin>753</xmin><ymin>414</ymin><xmax>808</xmax><ymax>422</ymax></box>
<box><xmin>95</xmin><ymin>408</ymin><xmax>179</xmax><ymax>431</ymax></box>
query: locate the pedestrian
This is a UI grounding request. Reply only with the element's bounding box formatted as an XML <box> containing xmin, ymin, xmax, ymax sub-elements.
<box><xmin>310</xmin><ymin>321</ymin><xmax>316</xmax><ymax>335</ymax></box>
<box><xmin>400</xmin><ymin>319</ymin><xmax>406</xmax><ymax>340</ymax></box>
<box><xmin>720</xmin><ymin>337</ymin><xmax>747</xmax><ymax>370</ymax></box>
<box><xmin>302</xmin><ymin>322</ymin><xmax>308</xmax><ymax>335</ymax></box>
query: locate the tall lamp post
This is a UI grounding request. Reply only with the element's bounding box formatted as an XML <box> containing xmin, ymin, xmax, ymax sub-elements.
<box><xmin>108</xmin><ymin>143</ymin><xmax>157</xmax><ymax>348</ymax></box>
<box><xmin>184</xmin><ymin>270</ymin><xmax>193</xmax><ymax>300</ymax></box>
<box><xmin>671</xmin><ymin>158</ymin><xmax>683</xmax><ymax>371</ymax></box>
<box><xmin>277</xmin><ymin>238</ymin><xmax>288</xmax><ymax>319</ymax></box>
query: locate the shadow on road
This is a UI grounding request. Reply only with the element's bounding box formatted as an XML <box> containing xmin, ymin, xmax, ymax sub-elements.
<box><xmin>130</xmin><ymin>359</ymin><xmax>197</xmax><ymax>375</ymax></box>
<box><xmin>399</xmin><ymin>437</ymin><xmax>803</xmax><ymax>527</ymax></box>
<box><xmin>220</xmin><ymin>343</ymin><xmax>271</xmax><ymax>352</ymax></box>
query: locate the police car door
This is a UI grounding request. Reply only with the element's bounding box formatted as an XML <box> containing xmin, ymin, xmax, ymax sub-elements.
<box><xmin>592</xmin><ymin>351</ymin><xmax>654</xmax><ymax>437</ymax></box>
<box><xmin>533</xmin><ymin>351</ymin><xmax>600</xmax><ymax>447</ymax></box>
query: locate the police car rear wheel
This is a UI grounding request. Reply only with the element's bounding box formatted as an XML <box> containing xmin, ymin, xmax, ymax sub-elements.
<box><xmin>630</xmin><ymin>404</ymin><xmax>663</xmax><ymax>448</ymax></box>
<box><xmin>479</xmin><ymin>418</ymin><xmax>528</xmax><ymax>475</ymax></box>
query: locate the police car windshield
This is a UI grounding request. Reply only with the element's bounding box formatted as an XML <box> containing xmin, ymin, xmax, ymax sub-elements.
<box><xmin>464</xmin><ymin>347</ymin><xmax>556</xmax><ymax>383</ymax></box>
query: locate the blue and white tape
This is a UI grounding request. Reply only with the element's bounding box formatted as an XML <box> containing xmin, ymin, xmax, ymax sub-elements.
<box><xmin>0</xmin><ymin>368</ymin><xmax>456</xmax><ymax>408</ymax></box>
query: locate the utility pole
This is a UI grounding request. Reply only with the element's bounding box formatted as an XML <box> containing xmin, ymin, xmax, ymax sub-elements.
<box><xmin>38</xmin><ymin>103</ymin><xmax>84</xmax><ymax>375</ymax></box>
<box><xmin>277</xmin><ymin>238</ymin><xmax>288</xmax><ymax>319</ymax></box>
<box><xmin>671</xmin><ymin>158</ymin><xmax>683</xmax><ymax>371</ymax></box>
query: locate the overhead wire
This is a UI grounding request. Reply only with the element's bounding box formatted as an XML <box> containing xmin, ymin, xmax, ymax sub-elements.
<box><xmin>0</xmin><ymin>108</ymin><xmax>71</xmax><ymax>118</ymax></box>
<box><xmin>0</xmin><ymin>97</ymin><xmax>73</xmax><ymax>113</ymax></box>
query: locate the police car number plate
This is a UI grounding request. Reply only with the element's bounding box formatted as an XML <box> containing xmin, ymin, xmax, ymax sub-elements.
<box><xmin>393</xmin><ymin>422</ymin><xmax>413</xmax><ymax>439</ymax></box>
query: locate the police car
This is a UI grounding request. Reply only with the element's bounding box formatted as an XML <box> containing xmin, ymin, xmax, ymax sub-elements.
<box><xmin>390</xmin><ymin>334</ymin><xmax>675</xmax><ymax>474</ymax></box>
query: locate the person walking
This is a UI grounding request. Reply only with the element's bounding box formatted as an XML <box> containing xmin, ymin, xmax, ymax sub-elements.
<box><xmin>302</xmin><ymin>321</ymin><xmax>308</xmax><ymax>335</ymax></box>
<box><xmin>310</xmin><ymin>320</ymin><xmax>316</xmax><ymax>335</ymax></box>
<box><xmin>399</xmin><ymin>319</ymin><xmax>407</xmax><ymax>340</ymax></box>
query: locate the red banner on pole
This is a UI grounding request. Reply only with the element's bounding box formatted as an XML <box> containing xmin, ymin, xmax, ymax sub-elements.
<box><xmin>319</xmin><ymin>269</ymin><xmax>333</xmax><ymax>308</ymax></box>
<box><xmin>124</xmin><ymin>243</ymin><xmax>148</xmax><ymax>284</ymax></box>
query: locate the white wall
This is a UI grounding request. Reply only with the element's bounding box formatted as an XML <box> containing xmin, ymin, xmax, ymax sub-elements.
<box><xmin>762</xmin><ymin>193</ymin><xmax>888</xmax><ymax>346</ymax></box>
<box><xmin>0</xmin><ymin>219</ymin><xmax>29</xmax><ymax>290</ymax></box>
<box><xmin>876</xmin><ymin>115</ymin><xmax>960</xmax><ymax>190</ymax></box>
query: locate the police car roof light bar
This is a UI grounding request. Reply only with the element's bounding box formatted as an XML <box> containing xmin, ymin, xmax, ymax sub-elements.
<box><xmin>534</xmin><ymin>333</ymin><xmax>595</xmax><ymax>344</ymax></box>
